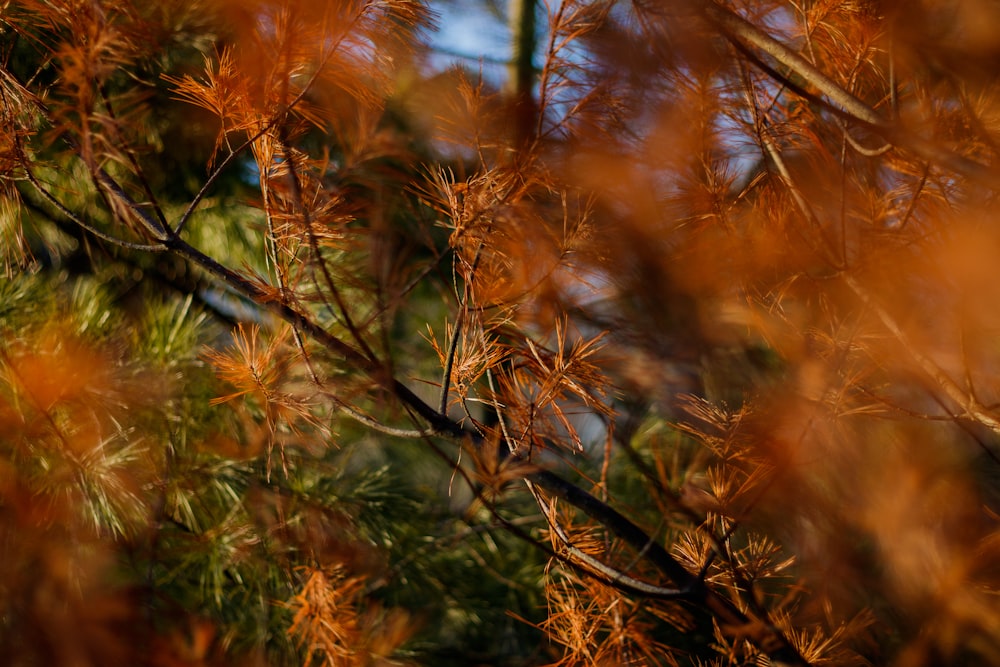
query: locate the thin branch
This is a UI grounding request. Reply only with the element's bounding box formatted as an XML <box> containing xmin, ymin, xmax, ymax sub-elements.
<box><xmin>280</xmin><ymin>137</ymin><xmax>379</xmax><ymax>365</ymax></box>
<box><xmin>327</xmin><ymin>394</ymin><xmax>438</xmax><ymax>439</ymax></box>
<box><xmin>440</xmin><ymin>239</ymin><xmax>486</xmax><ymax>416</ymax></box>
<box><xmin>529</xmin><ymin>487</ymin><xmax>691</xmax><ymax>599</ymax></box>
<box><xmin>894</xmin><ymin>164</ymin><xmax>929</xmax><ymax>231</ymax></box>
<box><xmin>844</xmin><ymin>273</ymin><xmax>1000</xmax><ymax>433</ymax></box>
<box><xmin>366</xmin><ymin>515</ymin><xmax>543</xmax><ymax>594</ymax></box>
<box><xmin>97</xmin><ymin>83</ymin><xmax>171</xmax><ymax>230</ymax></box>
<box><xmin>838</xmin><ymin>119</ymin><xmax>893</xmax><ymax>157</ymax></box>
<box><xmin>21</xmin><ymin>163</ymin><xmax>167</xmax><ymax>251</ymax></box>
<box><xmin>440</xmin><ymin>310</ymin><xmax>465</xmax><ymax>416</ymax></box>
<box><xmin>174</xmin><ymin>123</ymin><xmax>274</xmax><ymax>235</ymax></box>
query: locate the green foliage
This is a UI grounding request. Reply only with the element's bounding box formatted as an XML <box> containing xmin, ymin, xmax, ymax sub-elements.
<box><xmin>0</xmin><ymin>260</ymin><xmax>552</xmax><ymax>664</ymax></box>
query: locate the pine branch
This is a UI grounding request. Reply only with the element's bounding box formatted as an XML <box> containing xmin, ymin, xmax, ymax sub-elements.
<box><xmin>43</xmin><ymin>154</ymin><xmax>810</xmax><ymax>666</ymax></box>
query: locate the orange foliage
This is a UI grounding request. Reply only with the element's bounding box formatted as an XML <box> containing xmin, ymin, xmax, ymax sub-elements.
<box><xmin>10</xmin><ymin>0</ymin><xmax>1000</xmax><ymax>665</ymax></box>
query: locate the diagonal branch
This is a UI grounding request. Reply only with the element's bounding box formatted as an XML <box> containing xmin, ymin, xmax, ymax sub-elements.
<box><xmin>73</xmin><ymin>167</ymin><xmax>810</xmax><ymax>666</ymax></box>
<box><xmin>529</xmin><ymin>487</ymin><xmax>691</xmax><ymax>599</ymax></box>
<box><xmin>700</xmin><ymin>1</ymin><xmax>1000</xmax><ymax>185</ymax></box>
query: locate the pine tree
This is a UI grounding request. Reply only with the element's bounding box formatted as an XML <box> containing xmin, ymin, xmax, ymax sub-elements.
<box><xmin>5</xmin><ymin>1</ymin><xmax>1000</xmax><ymax>665</ymax></box>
